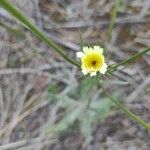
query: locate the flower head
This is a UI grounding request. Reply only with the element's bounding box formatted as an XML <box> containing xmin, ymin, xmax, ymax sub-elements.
<box><xmin>76</xmin><ymin>46</ymin><xmax>108</xmax><ymax>76</ymax></box>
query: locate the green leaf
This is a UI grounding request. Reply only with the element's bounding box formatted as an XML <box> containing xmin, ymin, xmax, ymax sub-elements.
<box><xmin>58</xmin><ymin>96</ymin><xmax>76</xmax><ymax>108</ymax></box>
<box><xmin>46</xmin><ymin>107</ymin><xmax>82</xmax><ymax>133</ymax></box>
<box><xmin>79</xmin><ymin>110</ymin><xmax>93</xmax><ymax>143</ymax></box>
<box><xmin>48</xmin><ymin>84</ymin><xmax>59</xmax><ymax>94</ymax></box>
<box><xmin>91</xmin><ymin>99</ymin><xmax>114</xmax><ymax>121</ymax></box>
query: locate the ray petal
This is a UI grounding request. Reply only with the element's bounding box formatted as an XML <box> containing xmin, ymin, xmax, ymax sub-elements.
<box><xmin>82</xmin><ymin>46</ymin><xmax>89</xmax><ymax>54</ymax></box>
<box><xmin>99</xmin><ymin>63</ymin><xmax>108</xmax><ymax>74</ymax></box>
<box><xmin>82</xmin><ymin>69</ymin><xmax>88</xmax><ymax>75</ymax></box>
<box><xmin>76</xmin><ymin>52</ymin><xmax>84</xmax><ymax>58</ymax></box>
<box><xmin>90</xmin><ymin>72</ymin><xmax>97</xmax><ymax>76</ymax></box>
<box><xmin>94</xmin><ymin>46</ymin><xmax>103</xmax><ymax>54</ymax></box>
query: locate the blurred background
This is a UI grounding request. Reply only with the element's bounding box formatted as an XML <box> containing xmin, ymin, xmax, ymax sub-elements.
<box><xmin>0</xmin><ymin>0</ymin><xmax>150</xmax><ymax>149</ymax></box>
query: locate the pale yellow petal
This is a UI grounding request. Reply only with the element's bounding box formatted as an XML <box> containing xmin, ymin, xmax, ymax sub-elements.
<box><xmin>94</xmin><ymin>45</ymin><xmax>103</xmax><ymax>54</ymax></box>
<box><xmin>76</xmin><ymin>52</ymin><xmax>84</xmax><ymax>58</ymax></box>
<box><xmin>90</xmin><ymin>72</ymin><xmax>97</xmax><ymax>76</ymax></box>
<box><xmin>99</xmin><ymin>63</ymin><xmax>108</xmax><ymax>74</ymax></box>
<box><xmin>88</xmin><ymin>47</ymin><xmax>93</xmax><ymax>52</ymax></box>
<box><xmin>83</xmin><ymin>46</ymin><xmax>89</xmax><ymax>54</ymax></box>
<box><xmin>82</xmin><ymin>69</ymin><xmax>88</xmax><ymax>75</ymax></box>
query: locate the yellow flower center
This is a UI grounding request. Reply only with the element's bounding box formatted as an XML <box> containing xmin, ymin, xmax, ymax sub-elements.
<box><xmin>81</xmin><ymin>52</ymin><xmax>104</xmax><ymax>72</ymax></box>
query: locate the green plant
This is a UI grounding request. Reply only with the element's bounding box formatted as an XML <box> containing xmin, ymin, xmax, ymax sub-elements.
<box><xmin>0</xmin><ymin>0</ymin><xmax>150</xmax><ymax>143</ymax></box>
<box><xmin>46</xmin><ymin>77</ymin><xmax>115</xmax><ymax>142</ymax></box>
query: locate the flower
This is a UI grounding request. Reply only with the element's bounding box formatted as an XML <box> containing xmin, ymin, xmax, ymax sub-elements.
<box><xmin>76</xmin><ymin>46</ymin><xmax>108</xmax><ymax>76</ymax></box>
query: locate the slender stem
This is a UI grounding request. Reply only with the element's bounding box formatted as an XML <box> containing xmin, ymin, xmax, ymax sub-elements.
<box><xmin>109</xmin><ymin>47</ymin><xmax>150</xmax><ymax>73</ymax></box>
<box><xmin>107</xmin><ymin>0</ymin><xmax>120</xmax><ymax>40</ymax></box>
<box><xmin>0</xmin><ymin>0</ymin><xmax>81</xmax><ymax>68</ymax></box>
<box><xmin>101</xmin><ymin>85</ymin><xmax>150</xmax><ymax>131</ymax></box>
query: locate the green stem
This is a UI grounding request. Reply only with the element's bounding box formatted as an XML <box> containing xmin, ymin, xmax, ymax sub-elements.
<box><xmin>101</xmin><ymin>86</ymin><xmax>150</xmax><ymax>131</ymax></box>
<box><xmin>109</xmin><ymin>47</ymin><xmax>150</xmax><ymax>73</ymax></box>
<box><xmin>107</xmin><ymin>0</ymin><xmax>120</xmax><ymax>40</ymax></box>
<box><xmin>0</xmin><ymin>0</ymin><xmax>80</xmax><ymax>68</ymax></box>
